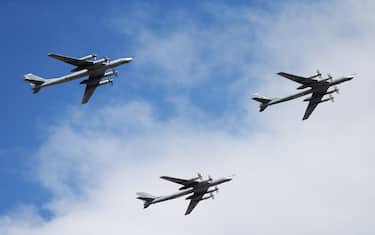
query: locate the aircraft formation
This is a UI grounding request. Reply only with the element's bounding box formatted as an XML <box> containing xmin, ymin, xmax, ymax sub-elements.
<box><xmin>24</xmin><ymin>53</ymin><xmax>355</xmax><ymax>215</ymax></box>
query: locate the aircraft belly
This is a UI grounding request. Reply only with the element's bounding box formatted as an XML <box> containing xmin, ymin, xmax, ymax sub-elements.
<box><xmin>270</xmin><ymin>89</ymin><xmax>313</xmax><ymax>105</ymax></box>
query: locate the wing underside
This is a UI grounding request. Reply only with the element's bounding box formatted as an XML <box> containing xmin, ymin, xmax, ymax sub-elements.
<box><xmin>302</xmin><ymin>90</ymin><xmax>328</xmax><ymax>120</ymax></box>
<box><xmin>48</xmin><ymin>53</ymin><xmax>93</xmax><ymax>67</ymax></box>
<box><xmin>82</xmin><ymin>85</ymin><xmax>98</xmax><ymax>104</ymax></box>
<box><xmin>185</xmin><ymin>193</ymin><xmax>204</xmax><ymax>215</ymax></box>
<box><xmin>81</xmin><ymin>73</ymin><xmax>105</xmax><ymax>104</ymax></box>
<box><xmin>160</xmin><ymin>176</ymin><xmax>191</xmax><ymax>185</ymax></box>
<box><xmin>278</xmin><ymin>72</ymin><xmax>318</xmax><ymax>85</ymax></box>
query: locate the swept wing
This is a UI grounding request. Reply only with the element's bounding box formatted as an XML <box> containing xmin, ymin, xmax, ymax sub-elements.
<box><xmin>302</xmin><ymin>87</ymin><xmax>330</xmax><ymax>120</ymax></box>
<box><xmin>48</xmin><ymin>53</ymin><xmax>94</xmax><ymax>67</ymax></box>
<box><xmin>185</xmin><ymin>192</ymin><xmax>205</xmax><ymax>215</ymax></box>
<box><xmin>160</xmin><ymin>176</ymin><xmax>192</xmax><ymax>185</ymax></box>
<box><xmin>81</xmin><ymin>72</ymin><xmax>105</xmax><ymax>104</ymax></box>
<box><xmin>277</xmin><ymin>72</ymin><xmax>321</xmax><ymax>88</ymax></box>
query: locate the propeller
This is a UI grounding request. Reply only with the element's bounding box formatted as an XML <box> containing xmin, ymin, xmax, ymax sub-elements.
<box><xmin>92</xmin><ymin>53</ymin><xmax>97</xmax><ymax>60</ymax></box>
<box><xmin>329</xmin><ymin>94</ymin><xmax>334</xmax><ymax>102</ymax></box>
<box><xmin>316</xmin><ymin>69</ymin><xmax>322</xmax><ymax>78</ymax></box>
<box><xmin>197</xmin><ymin>173</ymin><xmax>202</xmax><ymax>180</ymax></box>
<box><xmin>215</xmin><ymin>186</ymin><xmax>219</xmax><ymax>193</ymax></box>
<box><xmin>210</xmin><ymin>193</ymin><xmax>215</xmax><ymax>200</ymax></box>
<box><xmin>109</xmin><ymin>78</ymin><xmax>114</xmax><ymax>86</ymax></box>
<box><xmin>327</xmin><ymin>73</ymin><xmax>333</xmax><ymax>81</ymax></box>
<box><xmin>334</xmin><ymin>86</ymin><xmax>340</xmax><ymax>94</ymax></box>
<box><xmin>103</xmin><ymin>56</ymin><xmax>109</xmax><ymax>63</ymax></box>
<box><xmin>208</xmin><ymin>175</ymin><xmax>213</xmax><ymax>182</ymax></box>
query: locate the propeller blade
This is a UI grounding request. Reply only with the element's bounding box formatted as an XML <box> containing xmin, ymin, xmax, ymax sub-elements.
<box><xmin>197</xmin><ymin>173</ymin><xmax>202</xmax><ymax>180</ymax></box>
<box><xmin>329</xmin><ymin>94</ymin><xmax>334</xmax><ymax>102</ymax></box>
<box><xmin>335</xmin><ymin>86</ymin><xmax>340</xmax><ymax>94</ymax></box>
<box><xmin>316</xmin><ymin>69</ymin><xmax>321</xmax><ymax>78</ymax></box>
<box><xmin>327</xmin><ymin>73</ymin><xmax>333</xmax><ymax>81</ymax></box>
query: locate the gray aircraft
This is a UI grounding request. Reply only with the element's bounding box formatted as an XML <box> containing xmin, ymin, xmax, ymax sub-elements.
<box><xmin>24</xmin><ymin>53</ymin><xmax>133</xmax><ymax>104</ymax></box>
<box><xmin>252</xmin><ymin>71</ymin><xmax>354</xmax><ymax>120</ymax></box>
<box><xmin>137</xmin><ymin>174</ymin><xmax>232</xmax><ymax>215</ymax></box>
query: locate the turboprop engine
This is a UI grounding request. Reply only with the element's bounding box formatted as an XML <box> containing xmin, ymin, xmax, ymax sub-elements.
<box><xmin>93</xmin><ymin>57</ymin><xmax>109</xmax><ymax>64</ymax></box>
<box><xmin>103</xmin><ymin>70</ymin><xmax>118</xmax><ymax>78</ymax></box>
<box><xmin>97</xmin><ymin>79</ymin><xmax>113</xmax><ymax>86</ymax></box>
<box><xmin>80</xmin><ymin>53</ymin><xmax>97</xmax><ymax>61</ymax></box>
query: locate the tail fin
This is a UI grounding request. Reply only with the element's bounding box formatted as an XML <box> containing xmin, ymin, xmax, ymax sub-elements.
<box><xmin>24</xmin><ymin>73</ymin><xmax>47</xmax><ymax>94</ymax></box>
<box><xmin>136</xmin><ymin>192</ymin><xmax>157</xmax><ymax>208</ymax></box>
<box><xmin>252</xmin><ymin>94</ymin><xmax>272</xmax><ymax>112</ymax></box>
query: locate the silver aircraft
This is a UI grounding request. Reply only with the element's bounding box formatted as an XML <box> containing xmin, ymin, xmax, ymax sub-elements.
<box><xmin>24</xmin><ymin>53</ymin><xmax>133</xmax><ymax>104</ymax></box>
<box><xmin>252</xmin><ymin>71</ymin><xmax>354</xmax><ymax>120</ymax></box>
<box><xmin>137</xmin><ymin>174</ymin><xmax>233</xmax><ymax>215</ymax></box>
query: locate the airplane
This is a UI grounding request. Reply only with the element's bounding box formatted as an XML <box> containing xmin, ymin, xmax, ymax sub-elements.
<box><xmin>137</xmin><ymin>173</ymin><xmax>232</xmax><ymax>215</ymax></box>
<box><xmin>252</xmin><ymin>70</ymin><xmax>355</xmax><ymax>120</ymax></box>
<box><xmin>24</xmin><ymin>53</ymin><xmax>133</xmax><ymax>104</ymax></box>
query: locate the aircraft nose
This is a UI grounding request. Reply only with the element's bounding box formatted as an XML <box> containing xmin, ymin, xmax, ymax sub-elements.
<box><xmin>225</xmin><ymin>175</ymin><xmax>234</xmax><ymax>181</ymax></box>
<box><xmin>347</xmin><ymin>73</ymin><xmax>357</xmax><ymax>80</ymax></box>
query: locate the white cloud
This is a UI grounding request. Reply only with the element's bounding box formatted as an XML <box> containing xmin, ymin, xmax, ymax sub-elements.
<box><xmin>2</xmin><ymin>1</ymin><xmax>375</xmax><ymax>234</ymax></box>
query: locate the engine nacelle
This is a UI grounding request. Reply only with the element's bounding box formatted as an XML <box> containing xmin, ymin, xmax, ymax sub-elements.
<box><xmin>318</xmin><ymin>98</ymin><xmax>331</xmax><ymax>104</ymax></box>
<box><xmin>93</xmin><ymin>57</ymin><xmax>109</xmax><ymax>64</ymax></box>
<box><xmin>201</xmin><ymin>194</ymin><xmax>214</xmax><ymax>201</ymax></box>
<box><xmin>303</xmin><ymin>97</ymin><xmax>320</xmax><ymax>102</ymax></box>
<box><xmin>325</xmin><ymin>88</ymin><xmax>339</xmax><ymax>95</ymax></box>
<box><xmin>304</xmin><ymin>96</ymin><xmax>333</xmax><ymax>103</ymax></box>
<box><xmin>103</xmin><ymin>70</ymin><xmax>118</xmax><ymax>78</ymax></box>
<box><xmin>206</xmin><ymin>188</ymin><xmax>218</xmax><ymax>194</ymax></box>
<box><xmin>98</xmin><ymin>79</ymin><xmax>113</xmax><ymax>86</ymax></box>
<box><xmin>79</xmin><ymin>53</ymin><xmax>97</xmax><ymax>61</ymax></box>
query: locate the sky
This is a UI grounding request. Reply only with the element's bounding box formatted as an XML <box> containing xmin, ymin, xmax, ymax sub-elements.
<box><xmin>0</xmin><ymin>0</ymin><xmax>375</xmax><ymax>234</ymax></box>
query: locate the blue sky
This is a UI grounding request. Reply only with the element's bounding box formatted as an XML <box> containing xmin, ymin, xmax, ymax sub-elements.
<box><xmin>1</xmin><ymin>1</ymin><xmax>375</xmax><ymax>234</ymax></box>
<box><xmin>0</xmin><ymin>0</ymin><xmax>273</xmax><ymax>217</ymax></box>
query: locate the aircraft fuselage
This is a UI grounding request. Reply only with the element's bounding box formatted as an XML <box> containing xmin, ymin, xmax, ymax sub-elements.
<box><xmin>149</xmin><ymin>176</ymin><xmax>232</xmax><ymax>205</ymax></box>
<box><xmin>39</xmin><ymin>58</ymin><xmax>132</xmax><ymax>88</ymax></box>
<box><xmin>268</xmin><ymin>75</ymin><xmax>353</xmax><ymax>106</ymax></box>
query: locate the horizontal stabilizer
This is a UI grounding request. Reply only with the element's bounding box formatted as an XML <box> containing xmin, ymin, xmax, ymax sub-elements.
<box><xmin>136</xmin><ymin>192</ymin><xmax>157</xmax><ymax>208</ymax></box>
<box><xmin>24</xmin><ymin>73</ymin><xmax>47</xmax><ymax>93</ymax></box>
<box><xmin>252</xmin><ymin>94</ymin><xmax>272</xmax><ymax>112</ymax></box>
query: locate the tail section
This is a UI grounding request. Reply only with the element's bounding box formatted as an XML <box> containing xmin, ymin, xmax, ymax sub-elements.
<box><xmin>252</xmin><ymin>94</ymin><xmax>272</xmax><ymax>112</ymax></box>
<box><xmin>24</xmin><ymin>73</ymin><xmax>47</xmax><ymax>93</ymax></box>
<box><xmin>136</xmin><ymin>192</ymin><xmax>157</xmax><ymax>209</ymax></box>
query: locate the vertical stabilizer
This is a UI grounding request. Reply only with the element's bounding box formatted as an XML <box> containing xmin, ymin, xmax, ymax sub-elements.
<box><xmin>136</xmin><ymin>192</ymin><xmax>157</xmax><ymax>208</ymax></box>
<box><xmin>252</xmin><ymin>94</ymin><xmax>273</xmax><ymax>112</ymax></box>
<box><xmin>24</xmin><ymin>73</ymin><xmax>47</xmax><ymax>93</ymax></box>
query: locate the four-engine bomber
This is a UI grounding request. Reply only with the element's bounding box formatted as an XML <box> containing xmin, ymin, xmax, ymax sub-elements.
<box><xmin>24</xmin><ymin>53</ymin><xmax>133</xmax><ymax>104</ymax></box>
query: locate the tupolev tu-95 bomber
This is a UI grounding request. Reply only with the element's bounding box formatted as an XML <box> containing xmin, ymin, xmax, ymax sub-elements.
<box><xmin>24</xmin><ymin>53</ymin><xmax>133</xmax><ymax>104</ymax></box>
<box><xmin>252</xmin><ymin>71</ymin><xmax>354</xmax><ymax>120</ymax></box>
<box><xmin>137</xmin><ymin>174</ymin><xmax>232</xmax><ymax>215</ymax></box>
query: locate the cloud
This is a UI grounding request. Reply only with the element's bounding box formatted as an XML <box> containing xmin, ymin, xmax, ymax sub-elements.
<box><xmin>2</xmin><ymin>0</ymin><xmax>375</xmax><ymax>234</ymax></box>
